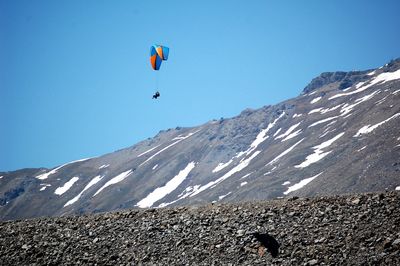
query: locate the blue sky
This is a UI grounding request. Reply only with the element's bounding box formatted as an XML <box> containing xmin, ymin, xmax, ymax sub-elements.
<box><xmin>1</xmin><ymin>0</ymin><xmax>400</xmax><ymax>171</ymax></box>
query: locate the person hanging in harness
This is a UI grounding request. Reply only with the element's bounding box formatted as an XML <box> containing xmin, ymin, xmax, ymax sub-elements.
<box><xmin>152</xmin><ymin>91</ymin><xmax>160</xmax><ymax>99</ymax></box>
<box><xmin>150</xmin><ymin>45</ymin><xmax>169</xmax><ymax>100</ymax></box>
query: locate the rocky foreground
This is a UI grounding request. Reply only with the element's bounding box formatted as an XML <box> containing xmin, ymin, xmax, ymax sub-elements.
<box><xmin>1</xmin><ymin>191</ymin><xmax>400</xmax><ymax>265</ymax></box>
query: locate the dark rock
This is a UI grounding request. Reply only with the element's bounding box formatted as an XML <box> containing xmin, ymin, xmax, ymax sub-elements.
<box><xmin>392</xmin><ymin>239</ymin><xmax>400</xmax><ymax>246</ymax></box>
<box><xmin>288</xmin><ymin>196</ymin><xmax>299</xmax><ymax>201</ymax></box>
<box><xmin>307</xmin><ymin>259</ymin><xmax>318</xmax><ymax>265</ymax></box>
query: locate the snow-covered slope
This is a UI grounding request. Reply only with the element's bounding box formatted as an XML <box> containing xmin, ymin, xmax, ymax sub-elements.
<box><xmin>1</xmin><ymin>58</ymin><xmax>400</xmax><ymax>220</ymax></box>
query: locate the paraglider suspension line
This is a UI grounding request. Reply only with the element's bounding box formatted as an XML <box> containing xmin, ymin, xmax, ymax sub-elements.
<box><xmin>155</xmin><ymin>72</ymin><xmax>160</xmax><ymax>91</ymax></box>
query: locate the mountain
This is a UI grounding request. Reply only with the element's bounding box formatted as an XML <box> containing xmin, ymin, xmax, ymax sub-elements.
<box><xmin>1</xmin><ymin>58</ymin><xmax>400</xmax><ymax>221</ymax></box>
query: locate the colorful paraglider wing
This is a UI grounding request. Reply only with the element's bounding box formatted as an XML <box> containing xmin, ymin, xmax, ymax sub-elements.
<box><xmin>150</xmin><ymin>46</ymin><xmax>162</xmax><ymax>70</ymax></box>
<box><xmin>150</xmin><ymin>45</ymin><xmax>169</xmax><ymax>70</ymax></box>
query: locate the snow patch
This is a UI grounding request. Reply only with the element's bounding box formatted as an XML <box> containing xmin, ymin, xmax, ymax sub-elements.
<box><xmin>99</xmin><ymin>164</ymin><xmax>109</xmax><ymax>169</ymax></box>
<box><xmin>179</xmin><ymin>186</ymin><xmax>193</xmax><ymax>196</ymax></box>
<box><xmin>219</xmin><ymin>192</ymin><xmax>232</xmax><ymax>200</ymax></box>
<box><xmin>275</xmin><ymin>122</ymin><xmax>302</xmax><ymax>141</ymax></box>
<box><xmin>330</xmin><ymin>69</ymin><xmax>400</xmax><ymax>99</ymax></box>
<box><xmin>36</xmin><ymin>158</ymin><xmax>90</xmax><ymax>180</ymax></box>
<box><xmin>308</xmin><ymin>105</ymin><xmax>342</xmax><ymax>115</ymax></box>
<box><xmin>262</xmin><ymin>112</ymin><xmax>285</xmax><ymax>133</ymax></box>
<box><xmin>213</xmin><ymin>159</ymin><xmax>233</xmax><ymax>173</ymax></box>
<box><xmin>283</xmin><ymin>172</ymin><xmax>323</xmax><ymax>195</ymax></box>
<box><xmin>295</xmin><ymin>133</ymin><xmax>344</xmax><ymax>168</ymax></box>
<box><xmin>357</xmin><ymin>146</ymin><xmax>367</xmax><ymax>152</ymax></box>
<box><xmin>319</xmin><ymin>129</ymin><xmax>336</xmax><ymax>139</ymax></box>
<box><xmin>136</xmin><ymin>162</ymin><xmax>196</xmax><ymax>208</ymax></box>
<box><xmin>396</xmin><ymin>186</ymin><xmax>400</xmax><ymax>191</ymax></box>
<box><xmin>308</xmin><ymin>116</ymin><xmax>338</xmax><ymax>128</ymax></box>
<box><xmin>211</xmin><ymin>116</ymin><xmax>276</xmax><ymax>174</ymax></box>
<box><xmin>64</xmin><ymin>175</ymin><xmax>103</xmax><ymax>207</ymax></box>
<box><xmin>340</xmin><ymin>90</ymin><xmax>380</xmax><ymax>117</ymax></box>
<box><xmin>354</xmin><ymin>113</ymin><xmax>400</xmax><ymax>137</ymax></box>
<box><xmin>273</xmin><ymin>128</ymin><xmax>282</xmax><ymax>137</ymax></box>
<box><xmin>219</xmin><ymin>112</ymin><xmax>285</xmax><ymax>168</ymax></box>
<box><xmin>54</xmin><ymin>177</ymin><xmax>79</xmax><ymax>195</ymax></box>
<box><xmin>267</xmin><ymin>138</ymin><xmax>304</xmax><ymax>166</ymax></box>
<box><xmin>137</xmin><ymin>145</ymin><xmax>161</xmax><ymax>157</ymax></box>
<box><xmin>191</xmin><ymin>151</ymin><xmax>261</xmax><ymax>197</ymax></box>
<box><xmin>39</xmin><ymin>184</ymin><xmax>51</xmax><ymax>191</ymax></box>
<box><xmin>240</xmin><ymin>173</ymin><xmax>252</xmax><ymax>179</ymax></box>
<box><xmin>309</xmin><ymin>108</ymin><xmax>323</xmax><ymax>114</ymax></box>
<box><xmin>326</xmin><ymin>120</ymin><xmax>338</xmax><ymax>127</ymax></box>
<box><xmin>282</xmin><ymin>181</ymin><xmax>291</xmax><ymax>186</ymax></box>
<box><xmin>93</xmin><ymin>169</ymin><xmax>133</xmax><ymax>197</ymax></box>
<box><xmin>240</xmin><ymin>182</ymin><xmax>248</xmax><ymax>187</ymax></box>
<box><xmin>139</xmin><ymin>131</ymin><xmax>199</xmax><ymax>166</ymax></box>
<box><xmin>281</xmin><ymin>129</ymin><xmax>302</xmax><ymax>142</ymax></box>
<box><xmin>322</xmin><ymin>104</ymin><xmax>343</xmax><ymax>114</ymax></box>
<box><xmin>264</xmin><ymin>166</ymin><xmax>278</xmax><ymax>176</ymax></box>
<box><xmin>375</xmin><ymin>95</ymin><xmax>389</xmax><ymax>105</ymax></box>
<box><xmin>152</xmin><ymin>164</ymin><xmax>158</xmax><ymax>170</ymax></box>
<box><xmin>168</xmin><ymin>185</ymin><xmax>201</xmax><ymax>205</ymax></box>
<box><xmin>310</xmin><ymin>97</ymin><xmax>322</xmax><ymax>104</ymax></box>
<box><xmin>292</xmin><ymin>113</ymin><xmax>303</xmax><ymax>118</ymax></box>
<box><xmin>246</xmin><ymin>124</ymin><xmax>273</xmax><ymax>152</ymax></box>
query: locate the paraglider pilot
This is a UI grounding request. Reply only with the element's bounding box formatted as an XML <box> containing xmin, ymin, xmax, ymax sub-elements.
<box><xmin>150</xmin><ymin>45</ymin><xmax>169</xmax><ymax>100</ymax></box>
<box><xmin>152</xmin><ymin>91</ymin><xmax>160</xmax><ymax>99</ymax></box>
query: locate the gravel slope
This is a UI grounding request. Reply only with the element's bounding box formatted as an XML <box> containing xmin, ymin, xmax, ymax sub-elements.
<box><xmin>1</xmin><ymin>191</ymin><xmax>399</xmax><ymax>265</ymax></box>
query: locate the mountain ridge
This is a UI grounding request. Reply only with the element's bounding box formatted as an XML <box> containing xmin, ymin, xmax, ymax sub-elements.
<box><xmin>1</xmin><ymin>58</ymin><xmax>400</xmax><ymax>220</ymax></box>
<box><xmin>302</xmin><ymin>58</ymin><xmax>400</xmax><ymax>93</ymax></box>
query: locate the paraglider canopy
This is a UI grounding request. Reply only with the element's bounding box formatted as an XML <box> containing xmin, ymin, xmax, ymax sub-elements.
<box><xmin>150</xmin><ymin>45</ymin><xmax>169</xmax><ymax>70</ymax></box>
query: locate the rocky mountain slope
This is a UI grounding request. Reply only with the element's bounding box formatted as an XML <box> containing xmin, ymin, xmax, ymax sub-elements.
<box><xmin>1</xmin><ymin>191</ymin><xmax>399</xmax><ymax>265</ymax></box>
<box><xmin>1</xmin><ymin>58</ymin><xmax>400</xmax><ymax>221</ymax></box>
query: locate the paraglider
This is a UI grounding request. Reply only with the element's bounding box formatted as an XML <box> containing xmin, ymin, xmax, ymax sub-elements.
<box><xmin>150</xmin><ymin>44</ymin><xmax>169</xmax><ymax>99</ymax></box>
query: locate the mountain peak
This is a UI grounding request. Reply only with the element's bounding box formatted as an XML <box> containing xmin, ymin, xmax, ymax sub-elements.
<box><xmin>302</xmin><ymin>70</ymin><xmax>369</xmax><ymax>94</ymax></box>
<box><xmin>302</xmin><ymin>58</ymin><xmax>400</xmax><ymax>95</ymax></box>
<box><xmin>385</xmin><ymin>57</ymin><xmax>400</xmax><ymax>72</ymax></box>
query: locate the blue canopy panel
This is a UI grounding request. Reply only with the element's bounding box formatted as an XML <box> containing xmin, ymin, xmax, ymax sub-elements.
<box><xmin>161</xmin><ymin>46</ymin><xmax>169</xmax><ymax>60</ymax></box>
<box><xmin>150</xmin><ymin>46</ymin><xmax>156</xmax><ymax>57</ymax></box>
<box><xmin>154</xmin><ymin>53</ymin><xmax>162</xmax><ymax>70</ymax></box>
